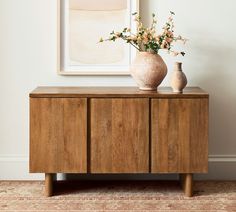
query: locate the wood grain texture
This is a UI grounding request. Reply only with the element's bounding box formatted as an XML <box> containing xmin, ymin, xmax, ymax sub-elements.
<box><xmin>180</xmin><ymin>173</ymin><xmax>193</xmax><ymax>197</ymax></box>
<box><xmin>90</xmin><ymin>98</ymin><xmax>149</xmax><ymax>173</ymax></box>
<box><xmin>30</xmin><ymin>87</ymin><xmax>208</xmax><ymax>98</ymax></box>
<box><xmin>30</xmin><ymin>98</ymin><xmax>87</xmax><ymax>173</ymax></box>
<box><xmin>151</xmin><ymin>98</ymin><xmax>209</xmax><ymax>173</ymax></box>
<box><xmin>45</xmin><ymin>173</ymin><xmax>53</xmax><ymax>197</ymax></box>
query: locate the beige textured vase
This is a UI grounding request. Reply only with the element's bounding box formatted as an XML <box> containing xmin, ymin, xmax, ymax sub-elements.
<box><xmin>171</xmin><ymin>62</ymin><xmax>187</xmax><ymax>93</ymax></box>
<box><xmin>130</xmin><ymin>52</ymin><xmax>168</xmax><ymax>91</ymax></box>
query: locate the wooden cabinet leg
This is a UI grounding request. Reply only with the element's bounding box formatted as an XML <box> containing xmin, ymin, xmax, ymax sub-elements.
<box><xmin>180</xmin><ymin>173</ymin><xmax>193</xmax><ymax>197</ymax></box>
<box><xmin>45</xmin><ymin>173</ymin><xmax>53</xmax><ymax>197</ymax></box>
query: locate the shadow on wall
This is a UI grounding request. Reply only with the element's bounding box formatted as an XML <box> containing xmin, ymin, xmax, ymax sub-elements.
<box><xmin>189</xmin><ymin>39</ymin><xmax>236</xmax><ymax>155</ymax></box>
<box><xmin>66</xmin><ymin>174</ymin><xmax>178</xmax><ymax>181</ymax></box>
<box><xmin>140</xmin><ymin>0</ymin><xmax>158</xmax><ymax>27</ymax></box>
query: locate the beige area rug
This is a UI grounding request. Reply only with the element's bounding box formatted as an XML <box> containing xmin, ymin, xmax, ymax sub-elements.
<box><xmin>0</xmin><ymin>181</ymin><xmax>236</xmax><ymax>211</ymax></box>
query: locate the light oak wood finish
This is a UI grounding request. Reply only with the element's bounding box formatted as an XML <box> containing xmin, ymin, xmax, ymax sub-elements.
<box><xmin>90</xmin><ymin>98</ymin><xmax>149</xmax><ymax>173</ymax></box>
<box><xmin>45</xmin><ymin>173</ymin><xmax>53</xmax><ymax>197</ymax></box>
<box><xmin>29</xmin><ymin>87</ymin><xmax>209</xmax><ymax>197</ymax></box>
<box><xmin>180</xmin><ymin>173</ymin><xmax>193</xmax><ymax>197</ymax></box>
<box><xmin>30</xmin><ymin>98</ymin><xmax>87</xmax><ymax>173</ymax></box>
<box><xmin>30</xmin><ymin>87</ymin><xmax>208</xmax><ymax>98</ymax></box>
<box><xmin>151</xmin><ymin>98</ymin><xmax>209</xmax><ymax>173</ymax></box>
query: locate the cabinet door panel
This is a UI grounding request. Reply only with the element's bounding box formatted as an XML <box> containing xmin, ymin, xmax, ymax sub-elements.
<box><xmin>90</xmin><ymin>98</ymin><xmax>149</xmax><ymax>173</ymax></box>
<box><xmin>151</xmin><ymin>98</ymin><xmax>208</xmax><ymax>173</ymax></box>
<box><xmin>30</xmin><ymin>98</ymin><xmax>87</xmax><ymax>173</ymax></box>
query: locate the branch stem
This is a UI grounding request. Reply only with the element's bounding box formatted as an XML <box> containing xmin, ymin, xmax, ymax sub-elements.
<box><xmin>121</xmin><ymin>37</ymin><xmax>141</xmax><ymax>51</ymax></box>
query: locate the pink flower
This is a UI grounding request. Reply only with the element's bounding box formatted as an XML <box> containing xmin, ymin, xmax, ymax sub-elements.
<box><xmin>100</xmin><ymin>12</ymin><xmax>187</xmax><ymax>56</ymax></box>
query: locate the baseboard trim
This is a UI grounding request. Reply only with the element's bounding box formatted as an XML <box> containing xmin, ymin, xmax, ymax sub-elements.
<box><xmin>0</xmin><ymin>155</ymin><xmax>236</xmax><ymax>180</ymax></box>
<box><xmin>0</xmin><ymin>155</ymin><xmax>28</xmax><ymax>162</ymax></box>
<box><xmin>209</xmin><ymin>155</ymin><xmax>236</xmax><ymax>162</ymax></box>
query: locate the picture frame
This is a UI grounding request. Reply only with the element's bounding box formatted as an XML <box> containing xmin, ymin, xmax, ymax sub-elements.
<box><xmin>57</xmin><ymin>0</ymin><xmax>139</xmax><ymax>76</ymax></box>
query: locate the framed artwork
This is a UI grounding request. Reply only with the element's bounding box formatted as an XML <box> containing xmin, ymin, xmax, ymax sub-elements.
<box><xmin>58</xmin><ymin>0</ymin><xmax>139</xmax><ymax>75</ymax></box>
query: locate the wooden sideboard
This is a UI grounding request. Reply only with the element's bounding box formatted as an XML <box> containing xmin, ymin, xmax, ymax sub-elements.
<box><xmin>29</xmin><ymin>87</ymin><xmax>209</xmax><ymax>197</ymax></box>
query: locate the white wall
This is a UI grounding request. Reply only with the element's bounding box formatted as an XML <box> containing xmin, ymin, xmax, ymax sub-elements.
<box><xmin>0</xmin><ymin>0</ymin><xmax>236</xmax><ymax>180</ymax></box>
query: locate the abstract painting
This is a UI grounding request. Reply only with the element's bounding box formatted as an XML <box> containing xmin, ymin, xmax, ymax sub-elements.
<box><xmin>58</xmin><ymin>0</ymin><xmax>139</xmax><ymax>75</ymax></box>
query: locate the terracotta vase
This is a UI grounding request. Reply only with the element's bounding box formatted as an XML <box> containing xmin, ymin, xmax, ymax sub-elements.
<box><xmin>130</xmin><ymin>52</ymin><xmax>167</xmax><ymax>91</ymax></box>
<box><xmin>171</xmin><ymin>62</ymin><xmax>187</xmax><ymax>93</ymax></box>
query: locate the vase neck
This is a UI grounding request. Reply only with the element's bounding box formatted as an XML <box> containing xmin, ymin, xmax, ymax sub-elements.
<box><xmin>174</xmin><ymin>62</ymin><xmax>182</xmax><ymax>71</ymax></box>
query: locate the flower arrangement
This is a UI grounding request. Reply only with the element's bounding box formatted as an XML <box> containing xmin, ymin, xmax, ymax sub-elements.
<box><xmin>99</xmin><ymin>12</ymin><xmax>187</xmax><ymax>56</ymax></box>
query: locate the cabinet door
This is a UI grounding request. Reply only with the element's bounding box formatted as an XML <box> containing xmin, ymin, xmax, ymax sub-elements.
<box><xmin>90</xmin><ymin>98</ymin><xmax>149</xmax><ymax>173</ymax></box>
<box><xmin>151</xmin><ymin>98</ymin><xmax>208</xmax><ymax>173</ymax></box>
<box><xmin>30</xmin><ymin>98</ymin><xmax>87</xmax><ymax>173</ymax></box>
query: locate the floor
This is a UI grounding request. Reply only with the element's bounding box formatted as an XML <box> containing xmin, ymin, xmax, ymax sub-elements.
<box><xmin>0</xmin><ymin>181</ymin><xmax>236</xmax><ymax>211</ymax></box>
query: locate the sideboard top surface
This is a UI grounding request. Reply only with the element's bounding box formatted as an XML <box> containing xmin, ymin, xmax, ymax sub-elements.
<box><xmin>30</xmin><ymin>87</ymin><xmax>209</xmax><ymax>98</ymax></box>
